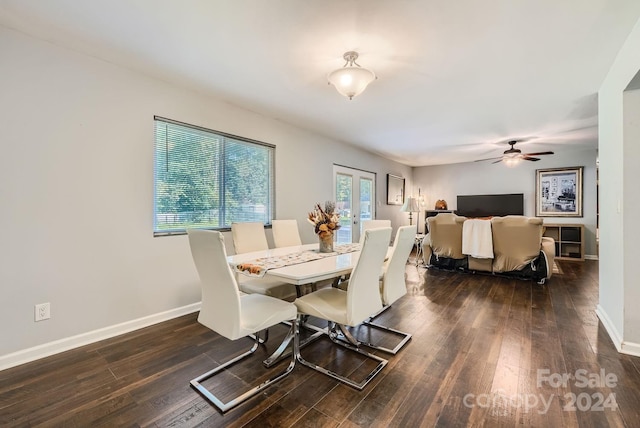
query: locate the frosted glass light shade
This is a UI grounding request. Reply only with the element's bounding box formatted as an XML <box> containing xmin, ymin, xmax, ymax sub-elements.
<box><xmin>503</xmin><ymin>154</ymin><xmax>522</xmax><ymax>167</ymax></box>
<box><xmin>328</xmin><ymin>66</ymin><xmax>376</xmax><ymax>100</ymax></box>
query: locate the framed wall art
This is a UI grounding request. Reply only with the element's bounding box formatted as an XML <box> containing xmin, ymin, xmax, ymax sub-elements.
<box><xmin>386</xmin><ymin>174</ymin><xmax>405</xmax><ymax>205</ymax></box>
<box><xmin>535</xmin><ymin>166</ymin><xmax>583</xmax><ymax>217</ymax></box>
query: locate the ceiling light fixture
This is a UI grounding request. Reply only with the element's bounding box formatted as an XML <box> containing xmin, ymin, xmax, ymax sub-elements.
<box><xmin>327</xmin><ymin>51</ymin><xmax>376</xmax><ymax>100</ymax></box>
<box><xmin>503</xmin><ymin>153</ymin><xmax>522</xmax><ymax>168</ymax></box>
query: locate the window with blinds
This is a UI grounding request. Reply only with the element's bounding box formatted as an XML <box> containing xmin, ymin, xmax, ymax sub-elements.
<box><xmin>153</xmin><ymin>117</ymin><xmax>275</xmax><ymax>236</ymax></box>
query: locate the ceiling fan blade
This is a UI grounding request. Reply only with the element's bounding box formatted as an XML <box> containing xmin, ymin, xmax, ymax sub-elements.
<box><xmin>474</xmin><ymin>156</ymin><xmax>503</xmax><ymax>162</ymax></box>
<box><xmin>524</xmin><ymin>151</ymin><xmax>554</xmax><ymax>156</ymax></box>
<box><xmin>492</xmin><ymin>159</ymin><xmax>503</xmax><ymax>164</ymax></box>
<box><xmin>523</xmin><ymin>156</ymin><xmax>541</xmax><ymax>161</ymax></box>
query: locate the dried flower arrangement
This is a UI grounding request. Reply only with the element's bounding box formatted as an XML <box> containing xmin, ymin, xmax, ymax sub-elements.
<box><xmin>307</xmin><ymin>201</ymin><xmax>341</xmax><ymax>240</ymax></box>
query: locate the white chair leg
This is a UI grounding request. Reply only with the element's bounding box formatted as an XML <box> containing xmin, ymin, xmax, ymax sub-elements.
<box><xmin>190</xmin><ymin>321</ymin><xmax>297</xmax><ymax>413</ymax></box>
<box><xmin>294</xmin><ymin>315</ymin><xmax>388</xmax><ymax>390</ymax></box>
<box><xmin>359</xmin><ymin>320</ymin><xmax>412</xmax><ymax>355</ymax></box>
<box><xmin>328</xmin><ymin>306</ymin><xmax>412</xmax><ymax>355</ymax></box>
<box><xmin>326</xmin><ymin>322</ymin><xmax>360</xmax><ymax>347</ymax></box>
<box><xmin>332</xmin><ymin>318</ymin><xmax>412</xmax><ymax>355</ymax></box>
<box><xmin>248</xmin><ymin>328</ymin><xmax>268</xmax><ymax>344</ymax></box>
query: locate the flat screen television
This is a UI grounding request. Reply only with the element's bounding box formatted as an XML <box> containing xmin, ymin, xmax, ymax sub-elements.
<box><xmin>456</xmin><ymin>193</ymin><xmax>524</xmax><ymax>218</ymax></box>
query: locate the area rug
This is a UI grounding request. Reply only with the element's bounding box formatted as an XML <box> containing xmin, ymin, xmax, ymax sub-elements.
<box><xmin>552</xmin><ymin>261</ymin><xmax>563</xmax><ymax>275</ymax></box>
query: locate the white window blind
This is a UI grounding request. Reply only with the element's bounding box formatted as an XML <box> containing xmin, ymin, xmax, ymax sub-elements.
<box><xmin>153</xmin><ymin>117</ymin><xmax>275</xmax><ymax>235</ymax></box>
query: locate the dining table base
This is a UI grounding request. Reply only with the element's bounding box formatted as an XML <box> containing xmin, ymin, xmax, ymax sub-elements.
<box><xmin>263</xmin><ymin>319</ymin><xmax>326</xmax><ymax>368</ymax></box>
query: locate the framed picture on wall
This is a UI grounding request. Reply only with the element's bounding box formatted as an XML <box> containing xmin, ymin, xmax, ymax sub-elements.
<box><xmin>386</xmin><ymin>174</ymin><xmax>405</xmax><ymax>205</ymax></box>
<box><xmin>535</xmin><ymin>166</ymin><xmax>583</xmax><ymax>217</ymax></box>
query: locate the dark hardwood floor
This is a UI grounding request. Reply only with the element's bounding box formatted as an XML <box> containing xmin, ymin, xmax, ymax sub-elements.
<box><xmin>2</xmin><ymin>259</ymin><xmax>640</xmax><ymax>427</ymax></box>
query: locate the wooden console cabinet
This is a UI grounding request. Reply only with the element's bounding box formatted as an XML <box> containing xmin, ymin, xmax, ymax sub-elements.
<box><xmin>543</xmin><ymin>223</ymin><xmax>584</xmax><ymax>261</ymax></box>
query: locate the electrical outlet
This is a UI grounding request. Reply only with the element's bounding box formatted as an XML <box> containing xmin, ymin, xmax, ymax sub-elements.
<box><xmin>35</xmin><ymin>303</ymin><xmax>50</xmax><ymax>322</ymax></box>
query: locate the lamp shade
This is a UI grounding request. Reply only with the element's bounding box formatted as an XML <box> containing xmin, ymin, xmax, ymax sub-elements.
<box><xmin>401</xmin><ymin>197</ymin><xmax>419</xmax><ymax>213</ymax></box>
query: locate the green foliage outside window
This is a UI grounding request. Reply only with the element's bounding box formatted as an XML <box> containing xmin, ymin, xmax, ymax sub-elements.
<box><xmin>153</xmin><ymin>117</ymin><xmax>274</xmax><ymax>235</ymax></box>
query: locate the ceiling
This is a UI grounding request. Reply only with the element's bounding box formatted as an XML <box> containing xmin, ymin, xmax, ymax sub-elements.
<box><xmin>2</xmin><ymin>1</ymin><xmax>640</xmax><ymax>166</ymax></box>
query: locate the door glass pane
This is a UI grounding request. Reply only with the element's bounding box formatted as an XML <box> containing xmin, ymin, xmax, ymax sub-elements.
<box><xmin>333</xmin><ymin>165</ymin><xmax>376</xmax><ymax>243</ymax></box>
<box><xmin>335</xmin><ymin>173</ymin><xmax>352</xmax><ymax>244</ymax></box>
<box><xmin>359</xmin><ymin>178</ymin><xmax>373</xmax><ymax>234</ymax></box>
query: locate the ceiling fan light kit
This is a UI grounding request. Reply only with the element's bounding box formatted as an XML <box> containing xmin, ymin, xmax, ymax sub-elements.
<box><xmin>327</xmin><ymin>51</ymin><xmax>376</xmax><ymax>100</ymax></box>
<box><xmin>503</xmin><ymin>153</ymin><xmax>522</xmax><ymax>167</ymax></box>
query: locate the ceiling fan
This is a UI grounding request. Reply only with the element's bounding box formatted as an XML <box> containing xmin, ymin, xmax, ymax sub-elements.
<box><xmin>475</xmin><ymin>140</ymin><xmax>554</xmax><ymax>166</ymax></box>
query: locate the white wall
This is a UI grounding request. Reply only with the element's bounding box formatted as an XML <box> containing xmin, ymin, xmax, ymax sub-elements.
<box><xmin>412</xmin><ymin>149</ymin><xmax>599</xmax><ymax>257</ymax></box>
<box><xmin>623</xmin><ymin>89</ymin><xmax>640</xmax><ymax>346</ymax></box>
<box><xmin>598</xmin><ymin>15</ymin><xmax>640</xmax><ymax>355</ymax></box>
<box><xmin>0</xmin><ymin>27</ymin><xmax>410</xmax><ymax>365</ymax></box>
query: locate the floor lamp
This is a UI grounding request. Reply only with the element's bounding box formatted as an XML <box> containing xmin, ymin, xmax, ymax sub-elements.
<box><xmin>401</xmin><ymin>197</ymin><xmax>419</xmax><ymax>225</ymax></box>
<box><xmin>417</xmin><ymin>188</ymin><xmax>426</xmax><ymax>233</ymax></box>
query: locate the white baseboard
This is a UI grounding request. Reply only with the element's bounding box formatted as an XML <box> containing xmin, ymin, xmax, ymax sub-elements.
<box><xmin>596</xmin><ymin>304</ymin><xmax>623</xmax><ymax>352</ymax></box>
<box><xmin>621</xmin><ymin>341</ymin><xmax>640</xmax><ymax>357</ymax></box>
<box><xmin>0</xmin><ymin>302</ymin><xmax>201</xmax><ymax>372</ymax></box>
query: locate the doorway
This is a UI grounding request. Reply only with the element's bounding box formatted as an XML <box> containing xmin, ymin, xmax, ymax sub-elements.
<box><xmin>333</xmin><ymin>165</ymin><xmax>376</xmax><ymax>243</ymax></box>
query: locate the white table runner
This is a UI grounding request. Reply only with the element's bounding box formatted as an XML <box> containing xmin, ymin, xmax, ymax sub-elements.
<box><xmin>235</xmin><ymin>243</ymin><xmax>361</xmax><ymax>277</ymax></box>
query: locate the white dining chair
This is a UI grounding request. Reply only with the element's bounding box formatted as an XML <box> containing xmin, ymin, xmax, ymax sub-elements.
<box><xmin>186</xmin><ymin>229</ymin><xmax>298</xmax><ymax>413</ymax></box>
<box><xmin>361</xmin><ymin>219</ymin><xmax>391</xmax><ymax>233</ymax></box>
<box><xmin>231</xmin><ymin>222</ymin><xmax>269</xmax><ymax>254</ymax></box>
<box><xmin>272</xmin><ymin>219</ymin><xmax>303</xmax><ymax>248</ymax></box>
<box><xmin>360</xmin><ymin>224</ymin><xmax>416</xmax><ymax>354</ymax></box>
<box><xmin>293</xmin><ymin>227</ymin><xmax>392</xmax><ymax>390</ymax></box>
<box><xmin>333</xmin><ymin>225</ymin><xmax>415</xmax><ymax>354</ymax></box>
<box><xmin>231</xmin><ymin>222</ymin><xmax>297</xmax><ymax>300</ymax></box>
<box><xmin>361</xmin><ymin>220</ymin><xmax>392</xmax><ymax>247</ymax></box>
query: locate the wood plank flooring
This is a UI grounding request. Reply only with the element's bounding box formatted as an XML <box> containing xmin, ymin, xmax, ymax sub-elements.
<box><xmin>2</xmin><ymin>259</ymin><xmax>640</xmax><ymax>427</ymax></box>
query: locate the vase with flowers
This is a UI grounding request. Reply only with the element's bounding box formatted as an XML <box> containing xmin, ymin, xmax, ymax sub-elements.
<box><xmin>308</xmin><ymin>201</ymin><xmax>341</xmax><ymax>253</ymax></box>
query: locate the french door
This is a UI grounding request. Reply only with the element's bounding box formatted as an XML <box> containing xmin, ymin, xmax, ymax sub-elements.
<box><xmin>333</xmin><ymin>165</ymin><xmax>376</xmax><ymax>243</ymax></box>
